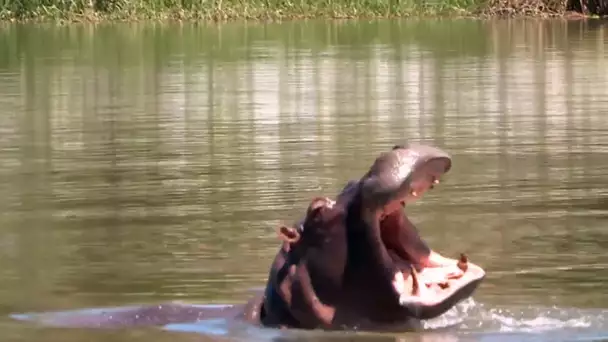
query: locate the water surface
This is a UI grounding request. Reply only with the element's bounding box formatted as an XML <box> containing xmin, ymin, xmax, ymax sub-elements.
<box><xmin>0</xmin><ymin>18</ymin><xmax>607</xmax><ymax>341</ymax></box>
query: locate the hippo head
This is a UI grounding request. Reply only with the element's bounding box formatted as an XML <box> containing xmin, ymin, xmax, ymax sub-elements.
<box><xmin>265</xmin><ymin>143</ymin><xmax>485</xmax><ymax>331</ymax></box>
<box><xmin>353</xmin><ymin>143</ymin><xmax>485</xmax><ymax>321</ymax></box>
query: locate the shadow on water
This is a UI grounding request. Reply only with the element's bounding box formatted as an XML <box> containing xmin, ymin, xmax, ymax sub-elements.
<box><xmin>0</xmin><ymin>17</ymin><xmax>608</xmax><ymax>342</ymax></box>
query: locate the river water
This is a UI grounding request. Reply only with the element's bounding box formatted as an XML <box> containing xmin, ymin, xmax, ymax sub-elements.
<box><xmin>0</xmin><ymin>19</ymin><xmax>607</xmax><ymax>342</ymax></box>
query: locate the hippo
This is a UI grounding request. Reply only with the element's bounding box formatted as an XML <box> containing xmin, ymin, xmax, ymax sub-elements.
<box><xmin>10</xmin><ymin>143</ymin><xmax>485</xmax><ymax>333</ymax></box>
<box><xmin>258</xmin><ymin>143</ymin><xmax>485</xmax><ymax>331</ymax></box>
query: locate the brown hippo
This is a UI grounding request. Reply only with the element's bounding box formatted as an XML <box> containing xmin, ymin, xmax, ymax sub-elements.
<box><xmin>10</xmin><ymin>143</ymin><xmax>484</xmax><ymax>333</ymax></box>
<box><xmin>257</xmin><ymin>143</ymin><xmax>485</xmax><ymax>331</ymax></box>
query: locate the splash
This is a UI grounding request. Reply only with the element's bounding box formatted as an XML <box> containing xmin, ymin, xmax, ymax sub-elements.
<box><xmin>414</xmin><ymin>298</ymin><xmax>608</xmax><ymax>341</ymax></box>
<box><xmin>422</xmin><ymin>297</ymin><xmax>479</xmax><ymax>330</ymax></box>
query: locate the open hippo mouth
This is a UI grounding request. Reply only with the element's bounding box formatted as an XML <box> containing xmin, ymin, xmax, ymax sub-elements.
<box><xmin>362</xmin><ymin>145</ymin><xmax>486</xmax><ymax>320</ymax></box>
<box><xmin>376</xmin><ymin>209</ymin><xmax>485</xmax><ymax>320</ymax></box>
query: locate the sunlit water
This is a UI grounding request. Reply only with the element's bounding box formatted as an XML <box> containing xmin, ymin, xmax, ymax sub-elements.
<box><xmin>0</xmin><ymin>19</ymin><xmax>607</xmax><ymax>342</ymax></box>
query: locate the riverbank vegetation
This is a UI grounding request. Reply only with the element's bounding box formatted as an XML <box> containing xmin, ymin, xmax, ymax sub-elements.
<box><xmin>0</xmin><ymin>0</ymin><xmax>605</xmax><ymax>22</ymax></box>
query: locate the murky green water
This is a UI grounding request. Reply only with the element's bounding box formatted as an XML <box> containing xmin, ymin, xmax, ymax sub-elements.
<box><xmin>0</xmin><ymin>18</ymin><xmax>607</xmax><ymax>342</ymax></box>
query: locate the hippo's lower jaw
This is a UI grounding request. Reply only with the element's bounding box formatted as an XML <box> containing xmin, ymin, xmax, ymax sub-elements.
<box><xmin>390</xmin><ymin>260</ymin><xmax>486</xmax><ymax>320</ymax></box>
<box><xmin>375</xmin><ymin>210</ymin><xmax>486</xmax><ymax>321</ymax></box>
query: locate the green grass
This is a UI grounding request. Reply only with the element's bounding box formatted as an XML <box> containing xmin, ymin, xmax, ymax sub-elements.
<box><xmin>0</xmin><ymin>0</ymin><xmax>597</xmax><ymax>22</ymax></box>
<box><xmin>0</xmin><ymin>0</ymin><xmax>488</xmax><ymax>22</ymax></box>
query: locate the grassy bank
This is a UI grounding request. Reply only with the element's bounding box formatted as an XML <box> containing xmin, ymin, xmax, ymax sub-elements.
<box><xmin>0</xmin><ymin>0</ymin><xmax>602</xmax><ymax>22</ymax></box>
<box><xmin>0</xmin><ymin>0</ymin><xmax>482</xmax><ymax>22</ymax></box>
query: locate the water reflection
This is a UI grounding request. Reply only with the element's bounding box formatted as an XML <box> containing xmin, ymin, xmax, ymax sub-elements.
<box><xmin>0</xmin><ymin>18</ymin><xmax>607</xmax><ymax>341</ymax></box>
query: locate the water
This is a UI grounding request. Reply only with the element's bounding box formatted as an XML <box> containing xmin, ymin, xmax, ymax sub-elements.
<box><xmin>0</xmin><ymin>18</ymin><xmax>607</xmax><ymax>341</ymax></box>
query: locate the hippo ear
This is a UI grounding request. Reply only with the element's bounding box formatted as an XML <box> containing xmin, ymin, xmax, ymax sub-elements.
<box><xmin>306</xmin><ymin>197</ymin><xmax>334</xmax><ymax>219</ymax></box>
<box><xmin>278</xmin><ymin>226</ymin><xmax>301</xmax><ymax>244</ymax></box>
